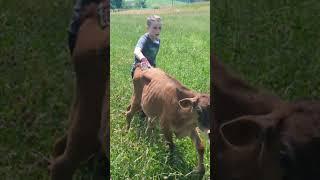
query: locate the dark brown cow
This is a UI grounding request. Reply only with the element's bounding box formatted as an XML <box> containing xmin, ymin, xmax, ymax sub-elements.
<box><xmin>49</xmin><ymin>1</ymin><xmax>109</xmax><ymax>179</ymax></box>
<box><xmin>213</xmin><ymin>56</ymin><xmax>320</xmax><ymax>180</ymax></box>
<box><xmin>126</xmin><ymin>65</ymin><xmax>210</xmax><ymax>178</ymax></box>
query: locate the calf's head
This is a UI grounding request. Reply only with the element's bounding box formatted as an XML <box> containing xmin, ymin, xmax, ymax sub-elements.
<box><xmin>216</xmin><ymin>99</ymin><xmax>320</xmax><ymax>180</ymax></box>
<box><xmin>217</xmin><ymin>111</ymin><xmax>290</xmax><ymax>180</ymax></box>
<box><xmin>178</xmin><ymin>93</ymin><xmax>210</xmax><ymax>134</ymax></box>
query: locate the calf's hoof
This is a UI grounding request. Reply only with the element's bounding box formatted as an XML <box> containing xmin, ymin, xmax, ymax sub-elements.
<box><xmin>125</xmin><ymin>125</ymin><xmax>130</xmax><ymax>131</ymax></box>
<box><xmin>166</xmin><ymin>143</ymin><xmax>176</xmax><ymax>152</ymax></box>
<box><xmin>145</xmin><ymin>126</ymin><xmax>154</xmax><ymax>135</ymax></box>
<box><xmin>188</xmin><ymin>164</ymin><xmax>205</xmax><ymax>179</ymax></box>
<box><xmin>50</xmin><ymin>164</ymin><xmax>73</xmax><ymax>180</ymax></box>
<box><xmin>185</xmin><ymin>166</ymin><xmax>205</xmax><ymax>180</ymax></box>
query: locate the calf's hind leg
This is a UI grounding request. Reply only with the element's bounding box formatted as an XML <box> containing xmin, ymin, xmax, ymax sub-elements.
<box><xmin>50</xmin><ymin>49</ymin><xmax>107</xmax><ymax>179</ymax></box>
<box><xmin>125</xmin><ymin>71</ymin><xmax>145</xmax><ymax>130</ymax></box>
<box><xmin>52</xmin><ymin>135</ymin><xmax>68</xmax><ymax>159</ymax></box>
<box><xmin>125</xmin><ymin>95</ymin><xmax>141</xmax><ymax>130</ymax></box>
<box><xmin>145</xmin><ymin>117</ymin><xmax>157</xmax><ymax>134</ymax></box>
<box><xmin>52</xmin><ymin>90</ymin><xmax>80</xmax><ymax>159</ymax></box>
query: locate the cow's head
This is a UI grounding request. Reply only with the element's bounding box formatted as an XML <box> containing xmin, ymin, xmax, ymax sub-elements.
<box><xmin>178</xmin><ymin>93</ymin><xmax>210</xmax><ymax>134</ymax></box>
<box><xmin>216</xmin><ymin>99</ymin><xmax>320</xmax><ymax>180</ymax></box>
<box><xmin>216</xmin><ymin>111</ymin><xmax>291</xmax><ymax>180</ymax></box>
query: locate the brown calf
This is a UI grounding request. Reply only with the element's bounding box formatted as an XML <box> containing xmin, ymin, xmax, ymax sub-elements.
<box><xmin>126</xmin><ymin>65</ymin><xmax>210</xmax><ymax>178</ymax></box>
<box><xmin>49</xmin><ymin>1</ymin><xmax>109</xmax><ymax>179</ymax></box>
<box><xmin>213</xmin><ymin>57</ymin><xmax>320</xmax><ymax>180</ymax></box>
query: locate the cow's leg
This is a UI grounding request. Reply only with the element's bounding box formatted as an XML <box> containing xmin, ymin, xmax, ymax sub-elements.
<box><xmin>51</xmin><ymin>133</ymin><xmax>99</xmax><ymax>179</ymax></box>
<box><xmin>163</xmin><ymin>129</ymin><xmax>175</xmax><ymax>150</ymax></box>
<box><xmin>50</xmin><ymin>135</ymin><xmax>101</xmax><ymax>180</ymax></box>
<box><xmin>145</xmin><ymin>117</ymin><xmax>156</xmax><ymax>134</ymax></box>
<box><xmin>190</xmin><ymin>128</ymin><xmax>205</xmax><ymax>177</ymax></box>
<box><xmin>160</xmin><ymin>119</ymin><xmax>175</xmax><ymax>150</ymax></box>
<box><xmin>52</xmin><ymin>134</ymin><xmax>67</xmax><ymax>158</ymax></box>
<box><xmin>52</xmin><ymin>87</ymin><xmax>80</xmax><ymax>159</ymax></box>
<box><xmin>50</xmin><ymin>51</ymin><xmax>107</xmax><ymax>179</ymax></box>
<box><xmin>126</xmin><ymin>74</ymin><xmax>144</xmax><ymax>130</ymax></box>
<box><xmin>52</xmin><ymin>86</ymin><xmax>80</xmax><ymax>158</ymax></box>
<box><xmin>50</xmin><ymin>87</ymin><xmax>103</xmax><ymax>180</ymax></box>
<box><xmin>125</xmin><ymin>95</ymin><xmax>141</xmax><ymax>130</ymax></box>
<box><xmin>49</xmin><ymin>152</ymin><xmax>75</xmax><ymax>180</ymax></box>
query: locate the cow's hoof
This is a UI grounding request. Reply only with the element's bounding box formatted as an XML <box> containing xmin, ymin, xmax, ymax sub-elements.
<box><xmin>145</xmin><ymin>127</ymin><xmax>154</xmax><ymax>135</ymax></box>
<box><xmin>125</xmin><ymin>125</ymin><xmax>130</xmax><ymax>132</ymax></box>
<box><xmin>185</xmin><ymin>168</ymin><xmax>205</xmax><ymax>179</ymax></box>
<box><xmin>190</xmin><ymin>165</ymin><xmax>205</xmax><ymax>178</ymax></box>
<box><xmin>168</xmin><ymin>144</ymin><xmax>176</xmax><ymax>152</ymax></box>
<box><xmin>47</xmin><ymin>157</ymin><xmax>55</xmax><ymax>172</ymax></box>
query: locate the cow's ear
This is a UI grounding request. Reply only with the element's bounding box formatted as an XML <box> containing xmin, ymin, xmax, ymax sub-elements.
<box><xmin>220</xmin><ymin>116</ymin><xmax>264</xmax><ymax>149</ymax></box>
<box><xmin>176</xmin><ymin>88</ymin><xmax>195</xmax><ymax>100</ymax></box>
<box><xmin>179</xmin><ymin>98</ymin><xmax>197</xmax><ymax>112</ymax></box>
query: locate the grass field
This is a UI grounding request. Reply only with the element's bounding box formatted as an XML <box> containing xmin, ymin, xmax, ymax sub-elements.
<box><xmin>110</xmin><ymin>3</ymin><xmax>210</xmax><ymax>179</ymax></box>
<box><xmin>0</xmin><ymin>0</ymin><xmax>103</xmax><ymax>179</ymax></box>
<box><xmin>212</xmin><ymin>0</ymin><xmax>320</xmax><ymax>99</ymax></box>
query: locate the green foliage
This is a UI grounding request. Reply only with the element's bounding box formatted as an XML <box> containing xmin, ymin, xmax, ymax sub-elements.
<box><xmin>123</xmin><ymin>0</ymin><xmax>147</xmax><ymax>9</ymax></box>
<box><xmin>111</xmin><ymin>0</ymin><xmax>123</xmax><ymax>9</ymax></box>
<box><xmin>212</xmin><ymin>0</ymin><xmax>320</xmax><ymax>100</ymax></box>
<box><xmin>122</xmin><ymin>0</ymin><xmax>204</xmax><ymax>9</ymax></box>
<box><xmin>110</xmin><ymin>4</ymin><xmax>210</xmax><ymax>179</ymax></box>
<box><xmin>135</xmin><ymin>0</ymin><xmax>147</xmax><ymax>8</ymax></box>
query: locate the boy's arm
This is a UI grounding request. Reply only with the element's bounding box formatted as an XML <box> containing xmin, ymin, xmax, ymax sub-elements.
<box><xmin>134</xmin><ymin>35</ymin><xmax>148</xmax><ymax>61</ymax></box>
<box><xmin>134</xmin><ymin>47</ymin><xmax>146</xmax><ymax>61</ymax></box>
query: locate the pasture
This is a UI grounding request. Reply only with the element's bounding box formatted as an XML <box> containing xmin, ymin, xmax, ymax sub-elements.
<box><xmin>212</xmin><ymin>1</ymin><xmax>320</xmax><ymax>179</ymax></box>
<box><xmin>212</xmin><ymin>0</ymin><xmax>320</xmax><ymax>99</ymax></box>
<box><xmin>110</xmin><ymin>2</ymin><xmax>210</xmax><ymax>179</ymax></box>
<box><xmin>1</xmin><ymin>0</ymin><xmax>103</xmax><ymax>179</ymax></box>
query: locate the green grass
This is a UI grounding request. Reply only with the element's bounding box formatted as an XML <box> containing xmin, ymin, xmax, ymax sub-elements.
<box><xmin>110</xmin><ymin>4</ymin><xmax>210</xmax><ymax>179</ymax></box>
<box><xmin>212</xmin><ymin>0</ymin><xmax>320</xmax><ymax>100</ymax></box>
<box><xmin>0</xmin><ymin>0</ymin><xmax>102</xmax><ymax>179</ymax></box>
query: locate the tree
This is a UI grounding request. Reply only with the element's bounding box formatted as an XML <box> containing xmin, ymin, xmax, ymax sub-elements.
<box><xmin>111</xmin><ymin>0</ymin><xmax>123</xmax><ymax>9</ymax></box>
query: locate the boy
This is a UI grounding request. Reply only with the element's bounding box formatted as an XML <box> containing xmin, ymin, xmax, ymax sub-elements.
<box><xmin>131</xmin><ymin>15</ymin><xmax>162</xmax><ymax>78</ymax></box>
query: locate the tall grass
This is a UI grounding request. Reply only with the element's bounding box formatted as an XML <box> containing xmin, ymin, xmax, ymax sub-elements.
<box><xmin>0</xmin><ymin>0</ymin><xmax>102</xmax><ymax>179</ymax></box>
<box><xmin>110</xmin><ymin>4</ymin><xmax>210</xmax><ymax>179</ymax></box>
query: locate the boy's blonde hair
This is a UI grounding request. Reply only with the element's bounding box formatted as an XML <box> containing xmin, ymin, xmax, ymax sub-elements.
<box><xmin>147</xmin><ymin>15</ymin><xmax>161</xmax><ymax>27</ymax></box>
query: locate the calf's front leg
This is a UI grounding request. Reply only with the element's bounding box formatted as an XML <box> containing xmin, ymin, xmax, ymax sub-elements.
<box><xmin>160</xmin><ymin>119</ymin><xmax>175</xmax><ymax>150</ymax></box>
<box><xmin>190</xmin><ymin>128</ymin><xmax>205</xmax><ymax>177</ymax></box>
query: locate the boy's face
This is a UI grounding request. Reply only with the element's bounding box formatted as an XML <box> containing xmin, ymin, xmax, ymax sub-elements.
<box><xmin>148</xmin><ymin>21</ymin><xmax>162</xmax><ymax>40</ymax></box>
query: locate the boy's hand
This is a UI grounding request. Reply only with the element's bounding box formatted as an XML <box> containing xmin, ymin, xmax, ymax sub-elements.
<box><xmin>140</xmin><ymin>58</ymin><xmax>151</xmax><ymax>70</ymax></box>
<box><xmin>140</xmin><ymin>57</ymin><xmax>148</xmax><ymax>62</ymax></box>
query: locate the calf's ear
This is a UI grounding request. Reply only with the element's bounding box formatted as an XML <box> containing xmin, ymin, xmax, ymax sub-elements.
<box><xmin>219</xmin><ymin>116</ymin><xmax>266</xmax><ymax>150</ymax></box>
<box><xmin>178</xmin><ymin>97</ymin><xmax>197</xmax><ymax>112</ymax></box>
